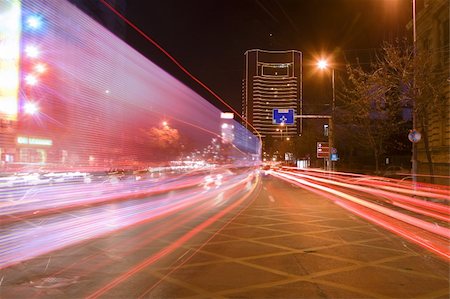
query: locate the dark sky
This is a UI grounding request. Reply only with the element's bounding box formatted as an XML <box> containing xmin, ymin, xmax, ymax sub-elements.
<box><xmin>111</xmin><ymin>0</ymin><xmax>412</xmax><ymax>113</ymax></box>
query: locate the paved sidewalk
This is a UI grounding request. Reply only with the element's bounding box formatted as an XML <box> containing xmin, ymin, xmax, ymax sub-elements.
<box><xmin>147</xmin><ymin>175</ymin><xmax>449</xmax><ymax>298</ymax></box>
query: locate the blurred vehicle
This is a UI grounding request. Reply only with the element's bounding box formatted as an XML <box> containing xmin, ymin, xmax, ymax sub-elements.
<box><xmin>133</xmin><ymin>169</ymin><xmax>151</xmax><ymax>181</ymax></box>
<box><xmin>0</xmin><ymin>171</ymin><xmax>93</xmax><ymax>188</ymax></box>
<box><xmin>201</xmin><ymin>174</ymin><xmax>224</xmax><ymax>189</ymax></box>
<box><xmin>261</xmin><ymin>165</ymin><xmax>271</xmax><ymax>171</ymax></box>
<box><xmin>107</xmin><ymin>169</ymin><xmax>125</xmax><ymax>178</ymax></box>
<box><xmin>0</xmin><ymin>173</ymin><xmax>50</xmax><ymax>187</ymax></box>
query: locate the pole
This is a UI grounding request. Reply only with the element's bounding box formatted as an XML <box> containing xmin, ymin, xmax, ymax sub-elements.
<box><xmin>285</xmin><ymin>123</ymin><xmax>288</xmax><ymax>140</ymax></box>
<box><xmin>412</xmin><ymin>0</ymin><xmax>417</xmax><ymax>184</ymax></box>
<box><xmin>329</xmin><ymin>68</ymin><xmax>336</xmax><ymax>172</ymax></box>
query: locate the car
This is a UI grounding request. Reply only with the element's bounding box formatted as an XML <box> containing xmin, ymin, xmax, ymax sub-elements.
<box><xmin>261</xmin><ymin>165</ymin><xmax>271</xmax><ymax>170</ymax></box>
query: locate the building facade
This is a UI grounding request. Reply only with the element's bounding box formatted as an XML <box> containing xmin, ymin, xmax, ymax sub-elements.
<box><xmin>415</xmin><ymin>0</ymin><xmax>449</xmax><ymax>181</ymax></box>
<box><xmin>242</xmin><ymin>49</ymin><xmax>302</xmax><ymax>140</ymax></box>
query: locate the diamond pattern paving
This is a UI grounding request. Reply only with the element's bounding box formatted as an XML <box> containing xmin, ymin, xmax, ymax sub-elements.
<box><xmin>148</xmin><ymin>176</ymin><xmax>449</xmax><ymax>298</ymax></box>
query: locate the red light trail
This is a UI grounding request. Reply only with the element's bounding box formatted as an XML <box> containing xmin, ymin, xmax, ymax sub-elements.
<box><xmin>271</xmin><ymin>169</ymin><xmax>450</xmax><ymax>260</ymax></box>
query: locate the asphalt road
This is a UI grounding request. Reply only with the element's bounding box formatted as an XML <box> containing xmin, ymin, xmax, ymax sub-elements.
<box><xmin>1</xmin><ymin>173</ymin><xmax>449</xmax><ymax>298</ymax></box>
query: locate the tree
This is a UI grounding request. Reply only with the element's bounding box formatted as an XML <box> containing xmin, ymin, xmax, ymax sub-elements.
<box><xmin>340</xmin><ymin>40</ymin><xmax>447</xmax><ymax>176</ymax></box>
<box><xmin>340</xmin><ymin>60</ymin><xmax>404</xmax><ymax>172</ymax></box>
<box><xmin>141</xmin><ymin>125</ymin><xmax>181</xmax><ymax>162</ymax></box>
<box><xmin>375</xmin><ymin>41</ymin><xmax>447</xmax><ymax>180</ymax></box>
<box><xmin>292</xmin><ymin>125</ymin><xmax>322</xmax><ymax>159</ymax></box>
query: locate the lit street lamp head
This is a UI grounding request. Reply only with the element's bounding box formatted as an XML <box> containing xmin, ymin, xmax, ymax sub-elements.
<box><xmin>317</xmin><ymin>59</ymin><xmax>328</xmax><ymax>70</ymax></box>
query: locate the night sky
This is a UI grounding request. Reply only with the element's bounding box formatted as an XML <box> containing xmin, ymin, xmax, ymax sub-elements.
<box><xmin>107</xmin><ymin>0</ymin><xmax>412</xmax><ymax>114</ymax></box>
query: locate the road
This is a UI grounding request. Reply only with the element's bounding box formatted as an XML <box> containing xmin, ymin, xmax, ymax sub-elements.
<box><xmin>1</xmin><ymin>169</ymin><xmax>449</xmax><ymax>298</ymax></box>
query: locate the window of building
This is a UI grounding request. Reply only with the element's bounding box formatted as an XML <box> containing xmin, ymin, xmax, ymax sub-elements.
<box><xmin>262</xmin><ymin>65</ymin><xmax>288</xmax><ymax>76</ymax></box>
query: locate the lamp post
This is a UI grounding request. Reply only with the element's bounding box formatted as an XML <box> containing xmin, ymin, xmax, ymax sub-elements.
<box><xmin>276</xmin><ymin>128</ymin><xmax>283</xmax><ymax>139</ymax></box>
<box><xmin>411</xmin><ymin>0</ymin><xmax>417</xmax><ymax>184</ymax></box>
<box><xmin>317</xmin><ymin>59</ymin><xmax>335</xmax><ymax>171</ymax></box>
<box><xmin>281</xmin><ymin>121</ymin><xmax>288</xmax><ymax>139</ymax></box>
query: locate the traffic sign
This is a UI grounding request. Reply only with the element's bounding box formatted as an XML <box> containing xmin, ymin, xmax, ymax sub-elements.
<box><xmin>273</xmin><ymin>109</ymin><xmax>295</xmax><ymax>125</ymax></box>
<box><xmin>317</xmin><ymin>142</ymin><xmax>329</xmax><ymax>158</ymax></box>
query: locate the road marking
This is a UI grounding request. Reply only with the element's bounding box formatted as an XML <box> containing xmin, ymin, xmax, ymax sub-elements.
<box><xmin>44</xmin><ymin>256</ymin><xmax>51</xmax><ymax>272</ymax></box>
<box><xmin>268</xmin><ymin>195</ymin><xmax>275</xmax><ymax>202</ymax></box>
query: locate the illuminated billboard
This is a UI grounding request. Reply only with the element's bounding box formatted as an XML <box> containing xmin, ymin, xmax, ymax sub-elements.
<box><xmin>0</xmin><ymin>0</ymin><xmax>21</xmax><ymax>121</ymax></box>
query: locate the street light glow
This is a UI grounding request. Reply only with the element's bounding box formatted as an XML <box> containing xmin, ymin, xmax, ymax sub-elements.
<box><xmin>26</xmin><ymin>16</ymin><xmax>42</xmax><ymax>29</ymax></box>
<box><xmin>34</xmin><ymin>63</ymin><xmax>46</xmax><ymax>73</ymax></box>
<box><xmin>316</xmin><ymin>56</ymin><xmax>335</xmax><ymax>171</ymax></box>
<box><xmin>24</xmin><ymin>102</ymin><xmax>39</xmax><ymax>115</ymax></box>
<box><xmin>25</xmin><ymin>74</ymin><xmax>38</xmax><ymax>85</ymax></box>
<box><xmin>25</xmin><ymin>45</ymin><xmax>39</xmax><ymax>58</ymax></box>
<box><xmin>317</xmin><ymin>59</ymin><xmax>328</xmax><ymax>70</ymax></box>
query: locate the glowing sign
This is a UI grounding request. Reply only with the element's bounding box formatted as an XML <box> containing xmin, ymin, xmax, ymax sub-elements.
<box><xmin>273</xmin><ymin>109</ymin><xmax>295</xmax><ymax>125</ymax></box>
<box><xmin>316</xmin><ymin>142</ymin><xmax>329</xmax><ymax>159</ymax></box>
<box><xmin>17</xmin><ymin>136</ymin><xmax>53</xmax><ymax>146</ymax></box>
<box><xmin>220</xmin><ymin>112</ymin><xmax>234</xmax><ymax>119</ymax></box>
<box><xmin>0</xmin><ymin>0</ymin><xmax>21</xmax><ymax>120</ymax></box>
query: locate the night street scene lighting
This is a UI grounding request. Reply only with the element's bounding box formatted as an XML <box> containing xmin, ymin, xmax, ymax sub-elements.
<box><xmin>0</xmin><ymin>0</ymin><xmax>448</xmax><ymax>298</ymax></box>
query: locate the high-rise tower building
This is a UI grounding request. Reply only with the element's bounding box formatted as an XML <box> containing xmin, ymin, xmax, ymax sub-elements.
<box><xmin>242</xmin><ymin>49</ymin><xmax>302</xmax><ymax>139</ymax></box>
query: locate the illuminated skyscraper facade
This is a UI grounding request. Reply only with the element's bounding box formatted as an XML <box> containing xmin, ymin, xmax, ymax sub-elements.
<box><xmin>242</xmin><ymin>49</ymin><xmax>302</xmax><ymax>139</ymax></box>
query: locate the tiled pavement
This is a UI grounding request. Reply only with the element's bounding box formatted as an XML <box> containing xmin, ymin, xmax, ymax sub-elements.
<box><xmin>146</xmin><ymin>176</ymin><xmax>450</xmax><ymax>299</ymax></box>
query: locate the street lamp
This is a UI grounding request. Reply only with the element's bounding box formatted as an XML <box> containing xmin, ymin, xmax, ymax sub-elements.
<box><xmin>317</xmin><ymin>59</ymin><xmax>335</xmax><ymax>171</ymax></box>
<box><xmin>411</xmin><ymin>0</ymin><xmax>418</xmax><ymax>184</ymax></box>
<box><xmin>317</xmin><ymin>59</ymin><xmax>328</xmax><ymax>70</ymax></box>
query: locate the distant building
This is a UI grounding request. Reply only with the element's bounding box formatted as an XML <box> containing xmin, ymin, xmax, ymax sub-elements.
<box><xmin>242</xmin><ymin>49</ymin><xmax>302</xmax><ymax>140</ymax></box>
<box><xmin>415</xmin><ymin>0</ymin><xmax>449</xmax><ymax>180</ymax></box>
